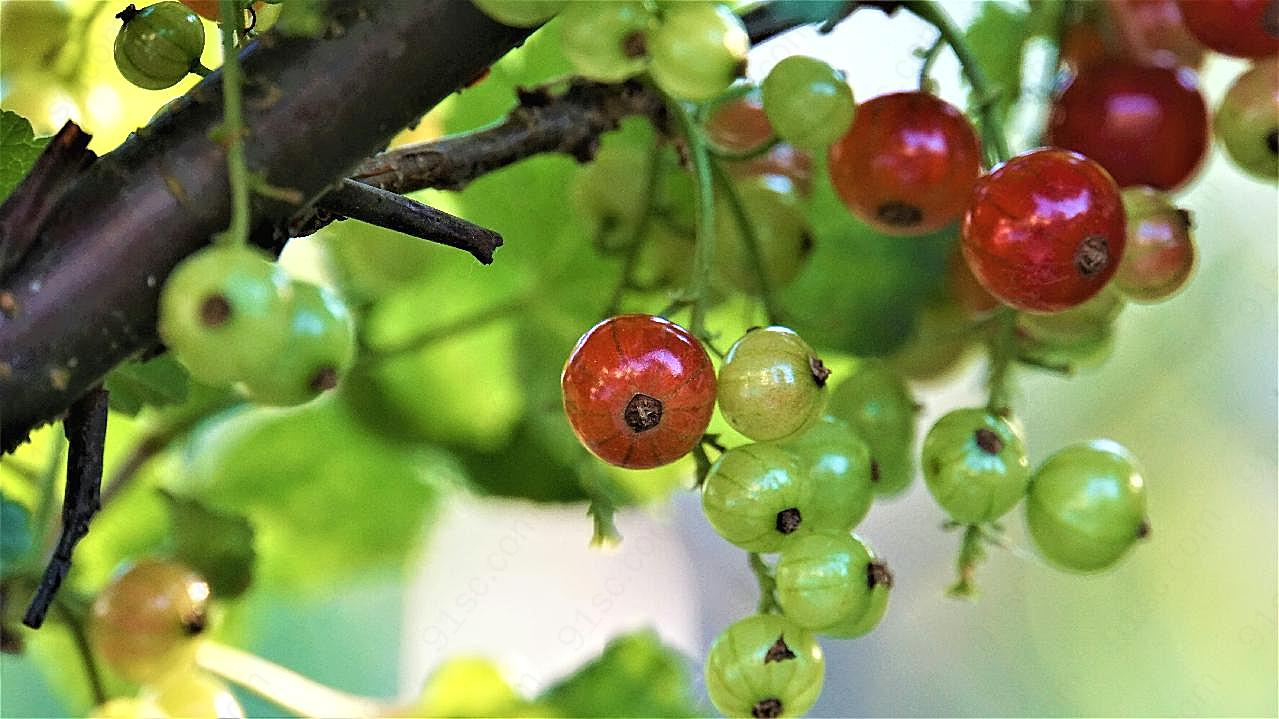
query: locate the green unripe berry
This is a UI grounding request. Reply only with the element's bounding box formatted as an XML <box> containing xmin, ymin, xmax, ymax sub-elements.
<box><xmin>781</xmin><ymin>416</ymin><xmax>875</xmax><ymax>532</ymax></box>
<box><xmin>158</xmin><ymin>245</ymin><xmax>291</xmax><ymax>386</ymax></box>
<box><xmin>469</xmin><ymin>0</ymin><xmax>565</xmax><ymax>28</ymax></box>
<box><xmin>775</xmin><ymin>532</ymin><xmax>891</xmax><ymax>633</ymax></box>
<box><xmin>647</xmin><ymin>3</ymin><xmax>749</xmax><ymax>102</ymax></box>
<box><xmin>828</xmin><ymin>361</ymin><xmax>919</xmax><ymax>496</ymax></box>
<box><xmin>1025</xmin><ymin>439</ymin><xmax>1150</xmax><ymax>573</ymax></box>
<box><xmin>714</xmin><ymin>176</ymin><xmax>813</xmax><ymax>295</ymax></box>
<box><xmin>114</xmin><ymin>2</ymin><xmax>205</xmax><ymax>91</ymax></box>
<box><xmin>1214</xmin><ymin>58</ymin><xmax>1278</xmax><ymax>182</ymax></box>
<box><xmin>704</xmin><ymin>614</ymin><xmax>824</xmax><ymax>719</ymax></box>
<box><xmin>570</xmin><ymin>143</ymin><xmax>650</xmax><ymax>249</ymax></box>
<box><xmin>239</xmin><ymin>282</ymin><xmax>356</xmax><ymax>406</ymax></box>
<box><xmin>819</xmin><ymin>562</ymin><xmax>890</xmax><ymax>639</ymax></box>
<box><xmin>701</xmin><ymin>443</ymin><xmax>815</xmax><ymax>553</ymax></box>
<box><xmin>921</xmin><ymin>408</ymin><xmax>1030</xmax><ymax>525</ymax></box>
<box><xmin>718</xmin><ymin>327</ymin><xmax>830</xmax><ymax>442</ymax></box>
<box><xmin>762</xmin><ymin>56</ymin><xmax>855</xmax><ymax>150</ymax></box>
<box><xmin>560</xmin><ymin>2</ymin><xmax>654</xmax><ymax>82</ymax></box>
<box><xmin>1017</xmin><ymin>287</ymin><xmax>1124</xmax><ymax>372</ymax></box>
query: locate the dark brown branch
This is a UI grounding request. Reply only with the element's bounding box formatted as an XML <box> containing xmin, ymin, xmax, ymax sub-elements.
<box><xmin>347</xmin><ymin>79</ymin><xmax>666</xmax><ymax>195</ymax></box>
<box><xmin>318</xmin><ymin>179</ymin><xmax>503</xmax><ymax>264</ymax></box>
<box><xmin>0</xmin><ymin>122</ymin><xmax>96</xmax><ymax>280</ymax></box>
<box><xmin>0</xmin><ymin>1</ymin><xmax>534</xmax><ymax>454</ymax></box>
<box><xmin>23</xmin><ymin>386</ymin><xmax>108</xmax><ymax>629</ymax></box>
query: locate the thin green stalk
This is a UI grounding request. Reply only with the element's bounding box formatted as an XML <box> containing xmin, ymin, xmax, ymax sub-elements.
<box><xmin>901</xmin><ymin>1</ymin><xmax>1011</xmax><ymax>165</ymax></box>
<box><xmin>712</xmin><ymin>162</ymin><xmax>779</xmax><ymax>325</ymax></box>
<box><xmin>984</xmin><ymin>306</ymin><xmax>1018</xmax><ymax>413</ymax></box>
<box><xmin>671</xmin><ymin>102</ymin><xmax>716</xmax><ymax>341</ymax></box>
<box><xmin>607</xmin><ymin>142</ymin><xmax>667</xmax><ymax>315</ymax></box>
<box><xmin>917</xmin><ymin>33</ymin><xmax>945</xmax><ymax>91</ymax></box>
<box><xmin>26</xmin><ymin>435</ymin><xmax>67</xmax><ymax>569</ymax></box>
<box><xmin>947</xmin><ymin>524</ymin><xmax>985</xmax><ymax>598</ymax></box>
<box><xmin>55</xmin><ymin>598</ymin><xmax>106</xmax><ymax>706</ymax></box>
<box><xmin>364</xmin><ymin>290</ymin><xmax>538</xmax><ymax>363</ymax></box>
<box><xmin>748</xmin><ymin>552</ymin><xmax>781</xmax><ymax>614</ymax></box>
<box><xmin>219</xmin><ymin>0</ymin><xmax>251</xmax><ymax>246</ymax></box>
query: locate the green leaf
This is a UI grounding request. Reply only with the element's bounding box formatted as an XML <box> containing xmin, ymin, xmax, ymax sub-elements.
<box><xmin>538</xmin><ymin>630</ymin><xmax>702</xmax><ymax>717</ymax></box>
<box><xmin>103</xmin><ymin>354</ymin><xmax>191</xmax><ymax>416</ymax></box>
<box><xmin>962</xmin><ymin>1</ymin><xmax>1033</xmax><ymax>119</ymax></box>
<box><xmin>0</xmin><ymin>493</ymin><xmax>33</xmax><ymax>575</ymax></box>
<box><xmin>780</xmin><ymin>166</ymin><xmax>953</xmax><ymax>356</ymax></box>
<box><xmin>161</xmin><ymin>489</ymin><xmax>256</xmax><ymax>598</ymax></box>
<box><xmin>0</xmin><ymin>110</ymin><xmax>49</xmax><ymax>203</ymax></box>
<box><xmin>180</xmin><ymin>398</ymin><xmax>453</xmax><ymax>589</ymax></box>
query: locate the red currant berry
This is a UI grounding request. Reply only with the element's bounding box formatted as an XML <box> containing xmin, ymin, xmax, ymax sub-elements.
<box><xmin>961</xmin><ymin>148</ymin><xmax>1127</xmax><ymax>313</ymax></box>
<box><xmin>1061</xmin><ymin>20</ymin><xmax>1108</xmax><ymax>72</ymax></box>
<box><xmin>706</xmin><ymin>92</ymin><xmax>774</xmax><ymax>155</ymax></box>
<box><xmin>561</xmin><ymin>314</ymin><xmax>716</xmax><ymax>469</ymax></box>
<box><xmin>1176</xmin><ymin>0</ymin><xmax>1279</xmax><ymax>58</ymax></box>
<box><xmin>1106</xmin><ymin>0</ymin><xmax>1206</xmax><ymax>69</ymax></box>
<box><xmin>1115</xmin><ymin>186</ymin><xmax>1195</xmax><ymax>302</ymax></box>
<box><xmin>1046</xmin><ymin>62</ymin><xmax>1209</xmax><ymax>190</ymax></box>
<box><xmin>1215</xmin><ymin>59</ymin><xmax>1279</xmax><ymax>182</ymax></box>
<box><xmin>829</xmin><ymin>92</ymin><xmax>982</xmax><ymax>236</ymax></box>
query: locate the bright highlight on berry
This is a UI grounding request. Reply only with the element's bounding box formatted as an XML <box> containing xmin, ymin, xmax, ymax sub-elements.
<box><xmin>961</xmin><ymin>148</ymin><xmax>1127</xmax><ymax>313</ymax></box>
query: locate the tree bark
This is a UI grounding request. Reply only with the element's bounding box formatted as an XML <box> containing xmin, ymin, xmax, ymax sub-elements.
<box><xmin>0</xmin><ymin>1</ymin><xmax>532</xmax><ymax>453</ymax></box>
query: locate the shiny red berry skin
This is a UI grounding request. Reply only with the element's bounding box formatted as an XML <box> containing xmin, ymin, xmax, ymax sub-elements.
<box><xmin>1046</xmin><ymin>62</ymin><xmax>1209</xmax><ymax>190</ymax></box>
<box><xmin>961</xmin><ymin>149</ymin><xmax>1127</xmax><ymax>314</ymax></box>
<box><xmin>1106</xmin><ymin>0</ymin><xmax>1206</xmax><ymax>69</ymax></box>
<box><xmin>706</xmin><ymin>93</ymin><xmax>774</xmax><ymax>154</ymax></box>
<box><xmin>829</xmin><ymin>92</ymin><xmax>982</xmax><ymax>236</ymax></box>
<box><xmin>1176</xmin><ymin>0</ymin><xmax>1279</xmax><ymax>58</ymax></box>
<box><xmin>562</xmin><ymin>314</ymin><xmax>716</xmax><ymax>469</ymax></box>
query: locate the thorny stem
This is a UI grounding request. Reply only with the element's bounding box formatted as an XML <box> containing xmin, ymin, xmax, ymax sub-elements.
<box><xmin>606</xmin><ymin>141</ymin><xmax>667</xmax><ymax>316</ymax></box>
<box><xmin>749</xmin><ymin>552</ymin><xmax>781</xmax><ymax>614</ymax></box>
<box><xmin>672</xmin><ymin>102</ymin><xmax>717</xmax><ymax>343</ymax></box>
<box><xmin>197</xmin><ymin>640</ymin><xmax>385</xmax><ymax>718</ymax></box>
<box><xmin>712</xmin><ymin>162</ymin><xmax>779</xmax><ymax>325</ymax></box>
<box><xmin>218</xmin><ymin>0</ymin><xmax>250</xmax><ymax>246</ymax></box>
<box><xmin>902</xmin><ymin>1</ymin><xmax>1011</xmax><ymax>166</ymax></box>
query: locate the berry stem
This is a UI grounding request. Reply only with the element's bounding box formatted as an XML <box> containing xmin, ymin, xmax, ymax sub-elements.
<box><xmin>916</xmin><ymin>33</ymin><xmax>945</xmax><ymax>91</ymax></box>
<box><xmin>362</xmin><ymin>288</ymin><xmax>541</xmax><ymax>363</ymax></box>
<box><xmin>984</xmin><ymin>306</ymin><xmax>1018</xmax><ymax>413</ymax></box>
<box><xmin>606</xmin><ymin>141</ymin><xmax>667</xmax><ymax>316</ymax></box>
<box><xmin>23</xmin><ymin>434</ymin><xmax>67</xmax><ymax>572</ymax></box>
<box><xmin>53</xmin><ymin>596</ymin><xmax>106</xmax><ymax>706</ymax></box>
<box><xmin>197</xmin><ymin>640</ymin><xmax>386</xmax><ymax>717</ymax></box>
<box><xmin>947</xmin><ymin>523</ymin><xmax>986</xmax><ymax>598</ymax></box>
<box><xmin>218</xmin><ymin>0</ymin><xmax>251</xmax><ymax>246</ymax></box>
<box><xmin>901</xmin><ymin>1</ymin><xmax>1011</xmax><ymax>165</ymax></box>
<box><xmin>711</xmin><ymin>162</ymin><xmax>779</xmax><ymax>325</ymax></box>
<box><xmin>672</xmin><ymin>101</ymin><xmax>717</xmax><ymax>343</ymax></box>
<box><xmin>748</xmin><ymin>552</ymin><xmax>781</xmax><ymax>614</ymax></box>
